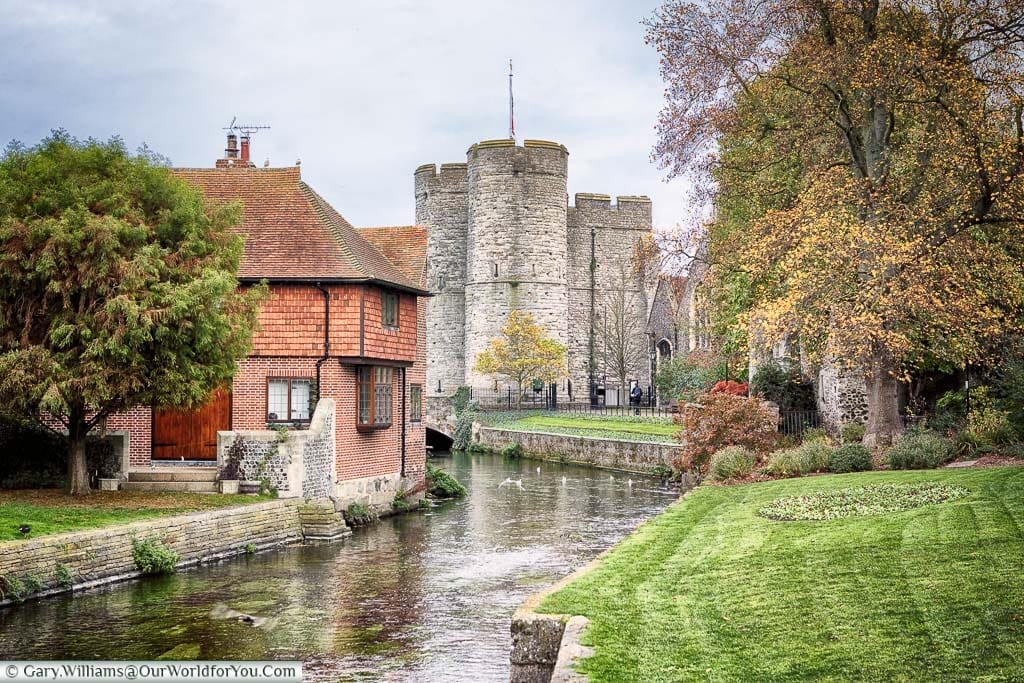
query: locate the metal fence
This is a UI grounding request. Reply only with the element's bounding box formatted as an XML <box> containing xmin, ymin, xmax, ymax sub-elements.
<box><xmin>779</xmin><ymin>410</ymin><xmax>823</xmax><ymax>436</ymax></box>
<box><xmin>466</xmin><ymin>385</ymin><xmax>675</xmax><ymax>417</ymax></box>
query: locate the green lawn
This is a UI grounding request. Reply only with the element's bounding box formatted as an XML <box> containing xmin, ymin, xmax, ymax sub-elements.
<box><xmin>481</xmin><ymin>411</ymin><xmax>677</xmax><ymax>443</ymax></box>
<box><xmin>0</xmin><ymin>490</ymin><xmax>272</xmax><ymax>541</ymax></box>
<box><xmin>540</xmin><ymin>467</ymin><xmax>1024</xmax><ymax>682</ymax></box>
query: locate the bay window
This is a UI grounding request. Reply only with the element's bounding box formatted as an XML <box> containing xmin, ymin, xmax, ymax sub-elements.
<box><xmin>357</xmin><ymin>366</ymin><xmax>393</xmax><ymax>429</ymax></box>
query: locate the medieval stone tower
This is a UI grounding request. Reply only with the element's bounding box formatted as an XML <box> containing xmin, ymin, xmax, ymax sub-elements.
<box><xmin>416</xmin><ymin>138</ymin><xmax>654</xmax><ymax>402</ymax></box>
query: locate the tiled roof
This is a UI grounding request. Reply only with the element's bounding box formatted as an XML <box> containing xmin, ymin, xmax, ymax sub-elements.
<box><xmin>171</xmin><ymin>167</ymin><xmax>427</xmax><ymax>293</ymax></box>
<box><xmin>357</xmin><ymin>226</ymin><xmax>429</xmax><ymax>288</ymax></box>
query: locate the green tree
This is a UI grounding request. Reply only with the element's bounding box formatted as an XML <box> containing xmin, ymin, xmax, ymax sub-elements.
<box><xmin>0</xmin><ymin>133</ymin><xmax>265</xmax><ymax>494</ymax></box>
<box><xmin>648</xmin><ymin>1</ymin><xmax>1024</xmax><ymax>446</ymax></box>
<box><xmin>474</xmin><ymin>310</ymin><xmax>567</xmax><ymax>406</ymax></box>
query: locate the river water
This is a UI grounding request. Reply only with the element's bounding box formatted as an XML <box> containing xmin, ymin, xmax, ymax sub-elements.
<box><xmin>0</xmin><ymin>453</ymin><xmax>676</xmax><ymax>681</ymax></box>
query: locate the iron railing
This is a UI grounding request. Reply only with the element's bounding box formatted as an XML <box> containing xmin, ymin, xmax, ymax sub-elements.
<box><xmin>779</xmin><ymin>410</ymin><xmax>823</xmax><ymax>436</ymax></box>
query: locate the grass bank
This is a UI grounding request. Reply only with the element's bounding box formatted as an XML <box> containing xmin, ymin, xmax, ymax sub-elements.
<box><xmin>478</xmin><ymin>411</ymin><xmax>676</xmax><ymax>443</ymax></box>
<box><xmin>0</xmin><ymin>490</ymin><xmax>273</xmax><ymax>541</ymax></box>
<box><xmin>540</xmin><ymin>467</ymin><xmax>1024</xmax><ymax>681</ymax></box>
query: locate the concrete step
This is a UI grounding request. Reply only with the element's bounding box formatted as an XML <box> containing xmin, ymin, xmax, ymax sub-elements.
<box><xmin>122</xmin><ymin>480</ymin><xmax>219</xmax><ymax>493</ymax></box>
<box><xmin>128</xmin><ymin>468</ymin><xmax>218</xmax><ymax>483</ymax></box>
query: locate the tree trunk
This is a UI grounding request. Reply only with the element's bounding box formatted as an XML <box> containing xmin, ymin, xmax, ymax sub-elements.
<box><xmin>863</xmin><ymin>360</ymin><xmax>903</xmax><ymax>449</ymax></box>
<box><xmin>67</xmin><ymin>416</ymin><xmax>91</xmax><ymax>495</ymax></box>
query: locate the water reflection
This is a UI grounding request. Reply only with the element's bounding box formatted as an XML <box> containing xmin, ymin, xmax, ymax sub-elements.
<box><xmin>0</xmin><ymin>453</ymin><xmax>676</xmax><ymax>681</ymax></box>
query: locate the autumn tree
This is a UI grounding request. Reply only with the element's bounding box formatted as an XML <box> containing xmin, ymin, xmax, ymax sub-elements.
<box><xmin>0</xmin><ymin>133</ymin><xmax>264</xmax><ymax>493</ymax></box>
<box><xmin>601</xmin><ymin>263</ymin><xmax>649</xmax><ymax>398</ymax></box>
<box><xmin>647</xmin><ymin>0</ymin><xmax>1024</xmax><ymax>446</ymax></box>
<box><xmin>474</xmin><ymin>310</ymin><xmax>567</xmax><ymax>406</ymax></box>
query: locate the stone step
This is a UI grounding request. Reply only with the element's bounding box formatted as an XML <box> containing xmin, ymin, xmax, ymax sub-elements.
<box><xmin>128</xmin><ymin>468</ymin><xmax>218</xmax><ymax>483</ymax></box>
<box><xmin>122</xmin><ymin>480</ymin><xmax>219</xmax><ymax>493</ymax></box>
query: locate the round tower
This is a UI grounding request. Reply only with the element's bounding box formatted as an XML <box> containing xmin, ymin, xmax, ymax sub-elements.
<box><xmin>415</xmin><ymin>162</ymin><xmax>469</xmax><ymax>397</ymax></box>
<box><xmin>464</xmin><ymin>139</ymin><xmax>570</xmax><ymax>389</ymax></box>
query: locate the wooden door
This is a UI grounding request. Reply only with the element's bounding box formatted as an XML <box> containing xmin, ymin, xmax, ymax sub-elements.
<box><xmin>152</xmin><ymin>389</ymin><xmax>231</xmax><ymax>461</ymax></box>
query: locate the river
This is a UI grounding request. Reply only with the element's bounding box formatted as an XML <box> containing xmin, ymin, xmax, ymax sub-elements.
<box><xmin>0</xmin><ymin>453</ymin><xmax>676</xmax><ymax>681</ymax></box>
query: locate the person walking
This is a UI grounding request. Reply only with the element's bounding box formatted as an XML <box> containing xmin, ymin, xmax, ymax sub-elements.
<box><xmin>630</xmin><ymin>383</ymin><xmax>643</xmax><ymax>415</ymax></box>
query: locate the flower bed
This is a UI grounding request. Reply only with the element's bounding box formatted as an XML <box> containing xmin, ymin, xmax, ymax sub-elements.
<box><xmin>758</xmin><ymin>482</ymin><xmax>970</xmax><ymax>521</ymax></box>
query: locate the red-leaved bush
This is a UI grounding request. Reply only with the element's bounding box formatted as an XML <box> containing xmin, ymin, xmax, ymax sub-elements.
<box><xmin>710</xmin><ymin>380</ymin><xmax>749</xmax><ymax>396</ymax></box>
<box><xmin>674</xmin><ymin>393</ymin><xmax>778</xmax><ymax>479</ymax></box>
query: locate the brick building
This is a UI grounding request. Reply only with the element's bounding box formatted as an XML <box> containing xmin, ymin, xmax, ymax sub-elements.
<box><xmin>108</xmin><ymin>135</ymin><xmax>430</xmax><ymax>502</ymax></box>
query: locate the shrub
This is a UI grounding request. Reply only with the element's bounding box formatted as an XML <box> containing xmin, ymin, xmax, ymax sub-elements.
<box><xmin>965</xmin><ymin>406</ymin><xmax>1016</xmax><ymax>446</ymax></box>
<box><xmin>54</xmin><ymin>562</ymin><xmax>74</xmax><ymax>588</ymax></box>
<box><xmin>343</xmin><ymin>502</ymin><xmax>378</xmax><ymax>527</ymax></box>
<box><xmin>829</xmin><ymin>444</ymin><xmax>872</xmax><ymax>473</ymax></box>
<box><xmin>840</xmin><ymin>422</ymin><xmax>866</xmax><ymax>444</ymax></box>
<box><xmin>655</xmin><ymin>350</ymin><xmax>729</xmax><ymax>402</ymax></box>
<box><xmin>707</xmin><ymin>446</ymin><xmax>756</xmax><ymax>481</ymax></box>
<box><xmin>887</xmin><ymin>431</ymin><xmax>953</xmax><ymax>470</ymax></box>
<box><xmin>710</xmin><ymin>380</ymin><xmax>749</xmax><ymax>396</ymax></box>
<box><xmin>451</xmin><ymin>408</ymin><xmax>477</xmax><ymax>452</ymax></box>
<box><xmin>765</xmin><ymin>440</ymin><xmax>833</xmax><ymax>476</ymax></box>
<box><xmin>131</xmin><ymin>537</ymin><xmax>179</xmax><ymax>575</ymax></box>
<box><xmin>750</xmin><ymin>360</ymin><xmax>816</xmax><ymax>411</ymax></box>
<box><xmin>802</xmin><ymin>427</ymin><xmax>829</xmax><ymax>443</ymax></box>
<box><xmin>0</xmin><ymin>574</ymin><xmax>29</xmax><ymax>603</ymax></box>
<box><xmin>243</xmin><ymin>543</ymin><xmax>257</xmax><ymax>555</ymax></box>
<box><xmin>501</xmin><ymin>442</ymin><xmax>523</xmax><ymax>459</ymax></box>
<box><xmin>674</xmin><ymin>393</ymin><xmax>778</xmax><ymax>479</ymax></box>
<box><xmin>425</xmin><ymin>463</ymin><xmax>467</xmax><ymax>499</ymax></box>
<box><xmin>22</xmin><ymin>573</ymin><xmax>44</xmax><ymax>594</ymax></box>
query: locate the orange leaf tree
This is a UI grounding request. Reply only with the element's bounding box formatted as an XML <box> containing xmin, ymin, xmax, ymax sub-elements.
<box><xmin>648</xmin><ymin>0</ymin><xmax>1024</xmax><ymax>446</ymax></box>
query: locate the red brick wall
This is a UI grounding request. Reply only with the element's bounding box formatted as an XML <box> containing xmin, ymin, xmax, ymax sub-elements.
<box><xmin>232</xmin><ymin>357</ymin><xmax>318</xmax><ymax>429</ymax></box>
<box><xmin>106</xmin><ymin>407</ymin><xmax>153</xmax><ymax>467</ymax></box>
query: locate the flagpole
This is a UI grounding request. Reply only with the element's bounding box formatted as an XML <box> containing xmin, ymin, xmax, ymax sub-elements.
<box><xmin>508</xmin><ymin>59</ymin><xmax>515</xmax><ymax>141</ymax></box>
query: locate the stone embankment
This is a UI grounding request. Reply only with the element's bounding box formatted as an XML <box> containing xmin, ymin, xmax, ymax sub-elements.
<box><xmin>0</xmin><ymin>499</ymin><xmax>348</xmax><ymax>608</ymax></box>
<box><xmin>476</xmin><ymin>426</ymin><xmax>682</xmax><ymax>475</ymax></box>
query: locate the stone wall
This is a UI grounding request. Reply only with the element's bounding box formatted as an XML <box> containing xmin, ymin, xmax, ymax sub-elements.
<box><xmin>817</xmin><ymin>360</ymin><xmax>869</xmax><ymax>431</ymax></box>
<box><xmin>0</xmin><ymin>500</ymin><xmax>304</xmax><ymax>608</ymax></box>
<box><xmin>475</xmin><ymin>427</ymin><xmax>679</xmax><ymax>474</ymax></box>
<box><xmin>216</xmin><ymin>398</ymin><xmax>336</xmax><ymax>498</ymax></box>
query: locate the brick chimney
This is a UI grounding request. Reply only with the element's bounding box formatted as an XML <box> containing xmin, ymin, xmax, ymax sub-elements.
<box><xmin>225</xmin><ymin>133</ymin><xmax>238</xmax><ymax>159</ymax></box>
<box><xmin>240</xmin><ymin>135</ymin><xmax>251</xmax><ymax>162</ymax></box>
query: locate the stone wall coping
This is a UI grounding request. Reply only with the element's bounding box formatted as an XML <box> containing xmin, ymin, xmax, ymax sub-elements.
<box><xmin>477</xmin><ymin>426</ymin><xmax>680</xmax><ymax>449</ymax></box>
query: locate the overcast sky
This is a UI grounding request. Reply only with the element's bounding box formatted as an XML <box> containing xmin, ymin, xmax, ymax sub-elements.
<box><xmin>0</xmin><ymin>0</ymin><xmax>690</xmax><ymax>230</ymax></box>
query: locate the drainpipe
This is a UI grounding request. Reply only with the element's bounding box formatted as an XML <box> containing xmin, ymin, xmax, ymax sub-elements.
<box><xmin>314</xmin><ymin>282</ymin><xmax>330</xmax><ymax>402</ymax></box>
<box><xmin>401</xmin><ymin>367</ymin><xmax>407</xmax><ymax>478</ymax></box>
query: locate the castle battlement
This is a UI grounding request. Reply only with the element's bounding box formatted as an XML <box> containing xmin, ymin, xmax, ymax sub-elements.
<box><xmin>415</xmin><ymin>136</ymin><xmax>655</xmax><ymax>398</ymax></box>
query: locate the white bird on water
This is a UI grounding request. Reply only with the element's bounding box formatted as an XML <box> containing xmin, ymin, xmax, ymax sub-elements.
<box><xmin>498</xmin><ymin>478</ymin><xmax>523</xmax><ymax>490</ymax></box>
<box><xmin>536</xmin><ymin>466</ymin><xmax>541</xmax><ymax>474</ymax></box>
<box><xmin>627</xmin><ymin>479</ymin><xmax>634</xmax><ymax>487</ymax></box>
<box><xmin>561</xmin><ymin>476</ymin><xmax>567</xmax><ymax>486</ymax></box>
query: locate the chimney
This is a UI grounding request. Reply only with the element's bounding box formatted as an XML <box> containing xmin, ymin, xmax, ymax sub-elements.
<box><xmin>240</xmin><ymin>135</ymin><xmax>251</xmax><ymax>162</ymax></box>
<box><xmin>225</xmin><ymin>133</ymin><xmax>238</xmax><ymax>159</ymax></box>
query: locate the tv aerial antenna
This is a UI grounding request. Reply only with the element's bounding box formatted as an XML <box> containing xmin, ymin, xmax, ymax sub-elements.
<box><xmin>223</xmin><ymin>116</ymin><xmax>271</xmax><ymax>137</ymax></box>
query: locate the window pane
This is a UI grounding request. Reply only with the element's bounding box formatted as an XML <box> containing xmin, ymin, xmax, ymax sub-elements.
<box><xmin>359</xmin><ymin>380</ymin><xmax>371</xmax><ymax>424</ymax></box>
<box><xmin>411</xmin><ymin>385</ymin><xmax>422</xmax><ymax>422</ymax></box>
<box><xmin>268</xmin><ymin>380</ymin><xmax>288</xmax><ymax>421</ymax></box>
<box><xmin>291</xmin><ymin>380</ymin><xmax>310</xmax><ymax>421</ymax></box>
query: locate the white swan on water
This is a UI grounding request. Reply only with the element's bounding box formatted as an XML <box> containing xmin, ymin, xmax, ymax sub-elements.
<box><xmin>498</xmin><ymin>478</ymin><xmax>523</xmax><ymax>490</ymax></box>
